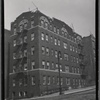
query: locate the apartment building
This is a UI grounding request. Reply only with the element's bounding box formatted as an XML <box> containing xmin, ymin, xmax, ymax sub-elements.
<box><xmin>8</xmin><ymin>10</ymin><xmax>86</xmax><ymax>99</ymax></box>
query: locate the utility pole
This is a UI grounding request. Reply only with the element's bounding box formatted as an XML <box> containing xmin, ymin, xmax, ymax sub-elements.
<box><xmin>58</xmin><ymin>51</ymin><xmax>62</xmax><ymax>95</ymax></box>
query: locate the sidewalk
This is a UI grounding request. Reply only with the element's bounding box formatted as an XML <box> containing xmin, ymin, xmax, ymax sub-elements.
<box><xmin>20</xmin><ymin>86</ymin><xmax>95</xmax><ymax>100</ymax></box>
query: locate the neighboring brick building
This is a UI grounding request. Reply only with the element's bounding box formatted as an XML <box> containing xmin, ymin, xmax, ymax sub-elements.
<box><xmin>8</xmin><ymin>10</ymin><xmax>86</xmax><ymax>99</ymax></box>
<box><xmin>4</xmin><ymin>29</ymin><xmax>11</xmax><ymax>99</ymax></box>
<box><xmin>82</xmin><ymin>34</ymin><xmax>95</xmax><ymax>86</ymax></box>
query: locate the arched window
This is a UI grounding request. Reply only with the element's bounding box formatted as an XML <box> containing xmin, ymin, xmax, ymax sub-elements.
<box><xmin>45</xmin><ymin>22</ymin><xmax>48</xmax><ymax>29</ymax></box>
<box><xmin>40</xmin><ymin>20</ymin><xmax>44</xmax><ymax>27</ymax></box>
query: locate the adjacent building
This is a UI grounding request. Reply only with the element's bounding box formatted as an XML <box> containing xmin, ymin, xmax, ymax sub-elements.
<box><xmin>82</xmin><ymin>34</ymin><xmax>95</xmax><ymax>85</ymax></box>
<box><xmin>8</xmin><ymin>10</ymin><xmax>87</xmax><ymax>99</ymax></box>
<box><xmin>4</xmin><ymin>29</ymin><xmax>11</xmax><ymax>100</ymax></box>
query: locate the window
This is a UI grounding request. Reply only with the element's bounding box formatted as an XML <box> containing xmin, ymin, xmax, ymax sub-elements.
<box><xmin>73</xmin><ymin>46</ymin><xmax>74</xmax><ymax>52</ymax></box>
<box><xmin>12</xmin><ymin>79</ymin><xmax>15</xmax><ymax>87</ymax></box>
<box><xmin>24</xmin><ymin>77</ymin><xmax>27</xmax><ymax>86</ymax></box>
<box><xmin>53</xmin><ymin>76</ymin><xmax>55</xmax><ymax>84</ymax></box>
<box><xmin>41</xmin><ymin>20</ymin><xmax>44</xmax><ymax>27</ymax></box>
<box><xmin>54</xmin><ymin>26</ymin><xmax>56</xmax><ymax>33</ymax></box>
<box><xmin>48</xmin><ymin>76</ymin><xmax>50</xmax><ymax>85</ymax></box>
<box><xmin>58</xmin><ymin>39</ymin><xmax>60</xmax><ymax>46</ymax></box>
<box><xmin>19</xmin><ymin>25</ymin><xmax>23</xmax><ymax>32</ymax></box>
<box><xmin>19</xmin><ymin>51</ymin><xmax>22</xmax><ymax>58</ymax></box>
<box><xmin>47</xmin><ymin>61</ymin><xmax>50</xmax><ymax>69</ymax></box>
<box><xmin>57</xmin><ymin>77</ymin><xmax>59</xmax><ymax>85</ymax></box>
<box><xmin>70</xmin><ymin>45</ymin><xmax>72</xmax><ymax>51</ymax></box>
<box><xmin>42</xmin><ymin>46</ymin><xmax>45</xmax><ymax>55</ymax></box>
<box><xmin>57</xmin><ymin>28</ymin><xmax>59</xmax><ymax>34</ymax></box>
<box><xmin>17</xmin><ymin>38</ymin><xmax>22</xmax><ymax>45</ymax></box>
<box><xmin>73</xmin><ymin>79</ymin><xmax>75</xmax><ymax>85</ymax></box>
<box><xmin>75</xmin><ymin>68</ymin><xmax>76</xmax><ymax>73</ymax></box>
<box><xmin>62</xmin><ymin>31</ymin><xmax>64</xmax><ymax>36</ymax></box>
<box><xmin>12</xmin><ymin>92</ymin><xmax>15</xmax><ymax>98</ymax></box>
<box><xmin>78</xmin><ymin>68</ymin><xmax>79</xmax><ymax>73</ymax></box>
<box><xmin>13</xmin><ymin>40</ymin><xmax>16</xmax><ymax>47</ymax></box>
<box><xmin>19</xmin><ymin>79</ymin><xmax>22</xmax><ymax>86</ymax></box>
<box><xmin>50</xmin><ymin>36</ymin><xmax>53</xmax><ymax>42</ymax></box>
<box><xmin>42</xmin><ymin>61</ymin><xmax>45</xmax><ymax>68</ymax></box>
<box><xmin>13</xmin><ymin>66</ymin><xmax>16</xmax><ymax>73</ymax></box>
<box><xmin>31</xmin><ymin>46</ymin><xmax>35</xmax><ymax>55</ymax></box>
<box><xmin>65</xmin><ymin>65</ymin><xmax>69</xmax><ymax>72</ymax></box>
<box><xmin>19</xmin><ymin>92</ymin><xmax>22</xmax><ymax>97</ymax></box>
<box><xmin>43</xmin><ymin>76</ymin><xmax>46</xmax><ymax>85</ymax></box>
<box><xmin>24</xmin><ymin>63</ymin><xmax>27</xmax><ymax>70</ymax></box>
<box><xmin>46</xmin><ymin>47</ymin><xmax>49</xmax><ymax>56</ymax></box>
<box><xmin>51</xmin><ymin>49</ymin><xmax>54</xmax><ymax>56</ymax></box>
<box><xmin>55</xmin><ymin>50</ymin><xmax>58</xmax><ymax>58</ymax></box>
<box><xmin>13</xmin><ymin>53</ymin><xmax>16</xmax><ymax>59</ymax></box>
<box><xmin>41</xmin><ymin>32</ymin><xmax>44</xmax><ymax>40</ymax></box>
<box><xmin>56</xmin><ymin>63</ymin><xmax>58</xmax><ymax>70</ymax></box>
<box><xmin>14</xmin><ymin>28</ymin><xmax>16</xmax><ymax>35</ymax></box>
<box><xmin>64</xmin><ymin>54</ymin><xmax>68</xmax><ymax>61</ymax></box>
<box><xmin>72</xmin><ymin>67</ymin><xmax>74</xmax><ymax>73</ymax></box>
<box><xmin>63</xmin><ymin>42</ymin><xmax>67</xmax><ymax>49</ymax></box>
<box><xmin>52</xmin><ymin>62</ymin><xmax>54</xmax><ymax>69</ymax></box>
<box><xmin>31</xmin><ymin>32</ymin><xmax>34</xmax><ymax>41</ymax></box>
<box><xmin>68</xmin><ymin>78</ymin><xmax>70</xmax><ymax>85</ymax></box>
<box><xmin>50</xmin><ymin>24</ymin><xmax>52</xmax><ymax>30</ymax></box>
<box><xmin>65</xmin><ymin>32</ymin><xmax>67</xmax><ymax>38</ymax></box>
<box><xmin>46</xmin><ymin>34</ymin><xmax>49</xmax><ymax>41</ymax></box>
<box><xmin>76</xmin><ymin>47</ymin><xmax>77</xmax><ymax>53</ymax></box>
<box><xmin>76</xmin><ymin>58</ymin><xmax>79</xmax><ymax>63</ymax></box>
<box><xmin>31</xmin><ymin>61</ymin><xmax>35</xmax><ymax>69</ymax></box>
<box><xmin>32</xmin><ymin>76</ymin><xmax>35</xmax><ymax>85</ymax></box>
<box><xmin>31</xmin><ymin>20</ymin><xmax>34</xmax><ymax>28</ymax></box>
<box><xmin>24</xmin><ymin>91</ymin><xmax>27</xmax><ymax>97</ymax></box>
<box><xmin>71</xmin><ymin>56</ymin><xmax>73</xmax><ymax>62</ymax></box>
<box><xmin>24</xmin><ymin>49</ymin><xmax>27</xmax><ymax>57</ymax></box>
<box><xmin>61</xmin><ymin>77</ymin><xmax>63</xmax><ymax>85</ymax></box>
<box><xmin>73</xmin><ymin>57</ymin><xmax>75</xmax><ymax>62</ymax></box>
<box><xmin>24</xmin><ymin>36</ymin><xmax>27</xmax><ymax>43</ymax></box>
<box><xmin>60</xmin><ymin>65</ymin><xmax>62</xmax><ymax>71</ymax></box>
<box><xmin>45</xmin><ymin>22</ymin><xmax>48</xmax><ymax>29</ymax></box>
<box><xmin>54</xmin><ymin>38</ymin><xmax>57</xmax><ymax>45</ymax></box>
<box><xmin>24</xmin><ymin>22</ymin><xmax>28</xmax><ymax>29</ymax></box>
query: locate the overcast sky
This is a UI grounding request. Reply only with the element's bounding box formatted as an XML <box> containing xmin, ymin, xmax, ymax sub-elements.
<box><xmin>4</xmin><ymin>0</ymin><xmax>95</xmax><ymax>37</ymax></box>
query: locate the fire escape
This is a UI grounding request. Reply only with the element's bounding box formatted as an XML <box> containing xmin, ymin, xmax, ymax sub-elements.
<box><xmin>78</xmin><ymin>42</ymin><xmax>86</xmax><ymax>79</ymax></box>
<box><xmin>13</xmin><ymin>29</ymin><xmax>29</xmax><ymax>81</ymax></box>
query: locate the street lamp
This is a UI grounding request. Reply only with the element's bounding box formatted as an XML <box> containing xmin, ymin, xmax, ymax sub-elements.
<box><xmin>58</xmin><ymin>51</ymin><xmax>62</xmax><ymax>95</ymax></box>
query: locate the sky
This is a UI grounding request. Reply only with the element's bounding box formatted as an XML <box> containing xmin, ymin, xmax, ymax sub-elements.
<box><xmin>4</xmin><ymin>0</ymin><xmax>95</xmax><ymax>37</ymax></box>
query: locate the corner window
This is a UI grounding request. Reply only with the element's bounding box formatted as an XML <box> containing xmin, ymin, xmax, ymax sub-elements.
<box><xmin>31</xmin><ymin>32</ymin><xmax>34</xmax><ymax>41</ymax></box>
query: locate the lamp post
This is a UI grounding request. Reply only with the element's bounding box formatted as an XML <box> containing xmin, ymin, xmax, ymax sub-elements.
<box><xmin>58</xmin><ymin>51</ymin><xmax>62</xmax><ymax>95</ymax></box>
